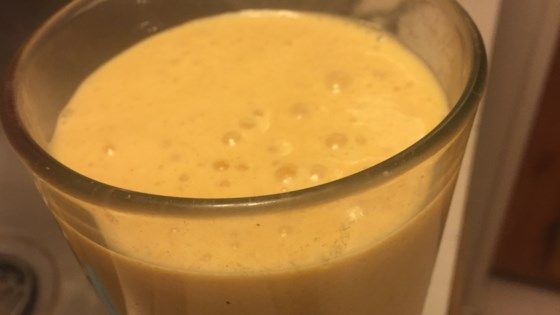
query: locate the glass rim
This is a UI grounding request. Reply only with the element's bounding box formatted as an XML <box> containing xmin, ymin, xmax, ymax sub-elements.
<box><xmin>1</xmin><ymin>0</ymin><xmax>487</xmax><ymax>214</ymax></box>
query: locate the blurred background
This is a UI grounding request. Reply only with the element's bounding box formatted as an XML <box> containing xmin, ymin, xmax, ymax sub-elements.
<box><xmin>0</xmin><ymin>0</ymin><xmax>559</xmax><ymax>314</ymax></box>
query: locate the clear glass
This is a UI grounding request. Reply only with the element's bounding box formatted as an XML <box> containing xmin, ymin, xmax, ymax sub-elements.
<box><xmin>1</xmin><ymin>0</ymin><xmax>486</xmax><ymax>314</ymax></box>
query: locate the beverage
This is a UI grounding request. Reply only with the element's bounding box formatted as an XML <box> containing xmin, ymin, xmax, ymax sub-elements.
<box><xmin>51</xmin><ymin>10</ymin><xmax>447</xmax><ymax>198</ymax></box>
<box><xmin>43</xmin><ymin>9</ymin><xmax>452</xmax><ymax>315</ymax></box>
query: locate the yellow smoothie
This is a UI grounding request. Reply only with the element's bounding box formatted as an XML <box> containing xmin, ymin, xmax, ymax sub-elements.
<box><xmin>47</xmin><ymin>10</ymin><xmax>451</xmax><ymax>315</ymax></box>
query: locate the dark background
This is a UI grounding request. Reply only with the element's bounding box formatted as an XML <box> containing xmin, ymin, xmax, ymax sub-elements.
<box><xmin>0</xmin><ymin>1</ymin><xmax>67</xmax><ymax>78</ymax></box>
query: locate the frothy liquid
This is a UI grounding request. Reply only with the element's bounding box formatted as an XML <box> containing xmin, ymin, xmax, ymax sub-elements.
<box><xmin>48</xmin><ymin>10</ymin><xmax>450</xmax><ymax>315</ymax></box>
<box><xmin>51</xmin><ymin>11</ymin><xmax>446</xmax><ymax>198</ymax></box>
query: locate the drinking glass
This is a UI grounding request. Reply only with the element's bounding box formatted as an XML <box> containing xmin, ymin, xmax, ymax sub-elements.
<box><xmin>1</xmin><ymin>0</ymin><xmax>486</xmax><ymax>314</ymax></box>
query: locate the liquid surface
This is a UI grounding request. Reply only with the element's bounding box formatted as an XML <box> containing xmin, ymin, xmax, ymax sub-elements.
<box><xmin>50</xmin><ymin>10</ymin><xmax>447</xmax><ymax>198</ymax></box>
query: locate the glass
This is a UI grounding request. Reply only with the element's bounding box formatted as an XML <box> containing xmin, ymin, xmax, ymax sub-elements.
<box><xmin>1</xmin><ymin>0</ymin><xmax>486</xmax><ymax>314</ymax></box>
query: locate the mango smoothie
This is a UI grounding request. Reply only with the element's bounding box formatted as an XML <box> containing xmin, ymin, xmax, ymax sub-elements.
<box><xmin>46</xmin><ymin>10</ymin><xmax>451</xmax><ymax>315</ymax></box>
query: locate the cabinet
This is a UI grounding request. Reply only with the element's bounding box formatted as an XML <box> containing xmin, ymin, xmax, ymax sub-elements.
<box><xmin>493</xmin><ymin>35</ymin><xmax>560</xmax><ymax>289</ymax></box>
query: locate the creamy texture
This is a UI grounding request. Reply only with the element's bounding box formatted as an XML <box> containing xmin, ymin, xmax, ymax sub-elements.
<box><xmin>46</xmin><ymin>10</ymin><xmax>453</xmax><ymax>315</ymax></box>
<box><xmin>50</xmin><ymin>10</ymin><xmax>446</xmax><ymax>198</ymax></box>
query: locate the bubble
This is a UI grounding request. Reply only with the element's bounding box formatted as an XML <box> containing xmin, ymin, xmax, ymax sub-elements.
<box><xmin>213</xmin><ymin>160</ymin><xmax>230</xmax><ymax>171</ymax></box>
<box><xmin>290</xmin><ymin>103</ymin><xmax>309</xmax><ymax>120</ymax></box>
<box><xmin>332</xmin><ymin>84</ymin><xmax>341</xmax><ymax>94</ymax></box>
<box><xmin>325</xmin><ymin>133</ymin><xmax>348</xmax><ymax>150</ymax></box>
<box><xmin>309</xmin><ymin>164</ymin><xmax>328</xmax><ymax>182</ymax></box>
<box><xmin>246</xmin><ymin>109</ymin><xmax>271</xmax><ymax>132</ymax></box>
<box><xmin>268</xmin><ymin>140</ymin><xmax>293</xmax><ymax>156</ymax></box>
<box><xmin>275</xmin><ymin>164</ymin><xmax>298</xmax><ymax>185</ymax></box>
<box><xmin>219</xmin><ymin>180</ymin><xmax>231</xmax><ymax>187</ymax></box>
<box><xmin>347</xmin><ymin>206</ymin><xmax>364</xmax><ymax>223</ymax></box>
<box><xmin>278</xmin><ymin>226</ymin><xmax>293</xmax><ymax>238</ymax></box>
<box><xmin>222</xmin><ymin>131</ymin><xmax>242</xmax><ymax>147</ymax></box>
<box><xmin>325</xmin><ymin>71</ymin><xmax>352</xmax><ymax>95</ymax></box>
<box><xmin>178</xmin><ymin>173</ymin><xmax>190</xmax><ymax>182</ymax></box>
<box><xmin>103</xmin><ymin>145</ymin><xmax>116</xmax><ymax>157</ymax></box>
<box><xmin>239</xmin><ymin>117</ymin><xmax>256</xmax><ymax>129</ymax></box>
<box><xmin>171</xmin><ymin>228</ymin><xmax>179</xmax><ymax>233</ymax></box>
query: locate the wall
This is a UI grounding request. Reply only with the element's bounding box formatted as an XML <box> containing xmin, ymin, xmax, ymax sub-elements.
<box><xmin>453</xmin><ymin>0</ymin><xmax>560</xmax><ymax>314</ymax></box>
